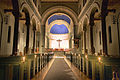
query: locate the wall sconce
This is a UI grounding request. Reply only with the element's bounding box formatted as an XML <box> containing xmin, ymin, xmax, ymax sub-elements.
<box><xmin>34</xmin><ymin>55</ymin><xmax>37</xmax><ymax>58</ymax></box>
<box><xmin>72</xmin><ymin>53</ymin><xmax>74</xmax><ymax>55</ymax></box>
<box><xmin>98</xmin><ymin>57</ymin><xmax>101</xmax><ymax>62</ymax></box>
<box><xmin>85</xmin><ymin>55</ymin><xmax>88</xmax><ymax>59</ymax></box>
<box><xmin>40</xmin><ymin>54</ymin><xmax>42</xmax><ymax>56</ymax></box>
<box><xmin>22</xmin><ymin>56</ymin><xmax>26</xmax><ymax>62</ymax></box>
<box><xmin>75</xmin><ymin>53</ymin><xmax>76</xmax><ymax>56</ymax></box>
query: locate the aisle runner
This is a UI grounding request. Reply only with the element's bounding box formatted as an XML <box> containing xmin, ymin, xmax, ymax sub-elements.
<box><xmin>44</xmin><ymin>58</ymin><xmax>77</xmax><ymax>80</ymax></box>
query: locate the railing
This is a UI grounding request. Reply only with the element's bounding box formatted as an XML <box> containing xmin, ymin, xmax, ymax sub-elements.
<box><xmin>66</xmin><ymin>53</ymin><xmax>120</xmax><ymax>80</ymax></box>
<box><xmin>0</xmin><ymin>53</ymin><xmax>54</xmax><ymax>80</ymax></box>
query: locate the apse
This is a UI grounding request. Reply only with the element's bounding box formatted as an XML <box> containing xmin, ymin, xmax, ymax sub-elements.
<box><xmin>50</xmin><ymin>24</ymin><xmax>69</xmax><ymax>34</ymax></box>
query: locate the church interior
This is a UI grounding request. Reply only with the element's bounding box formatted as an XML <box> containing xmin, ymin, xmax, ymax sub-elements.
<box><xmin>0</xmin><ymin>0</ymin><xmax>120</xmax><ymax>80</ymax></box>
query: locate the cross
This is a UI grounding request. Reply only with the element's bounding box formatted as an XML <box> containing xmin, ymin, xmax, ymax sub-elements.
<box><xmin>57</xmin><ymin>39</ymin><xmax>62</xmax><ymax>48</ymax></box>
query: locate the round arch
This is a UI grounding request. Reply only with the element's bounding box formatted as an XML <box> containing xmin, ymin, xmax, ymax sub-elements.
<box><xmin>83</xmin><ymin>15</ymin><xmax>89</xmax><ymax>30</ymax></box>
<box><xmin>89</xmin><ymin>2</ymin><xmax>101</xmax><ymax>15</ymax></box>
<box><xmin>19</xmin><ymin>6</ymin><xmax>31</xmax><ymax>54</ymax></box>
<box><xmin>41</xmin><ymin>6</ymin><xmax>78</xmax><ymax>25</ymax></box>
<box><xmin>89</xmin><ymin>3</ymin><xmax>101</xmax><ymax>54</ymax></box>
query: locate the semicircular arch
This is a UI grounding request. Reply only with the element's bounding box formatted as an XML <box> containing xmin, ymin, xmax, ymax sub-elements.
<box><xmin>41</xmin><ymin>6</ymin><xmax>78</xmax><ymax>25</ymax></box>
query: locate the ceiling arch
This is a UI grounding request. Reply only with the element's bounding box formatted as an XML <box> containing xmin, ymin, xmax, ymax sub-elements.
<box><xmin>48</xmin><ymin>15</ymin><xmax>71</xmax><ymax>25</ymax></box>
<box><xmin>41</xmin><ymin>6</ymin><xmax>78</xmax><ymax>25</ymax></box>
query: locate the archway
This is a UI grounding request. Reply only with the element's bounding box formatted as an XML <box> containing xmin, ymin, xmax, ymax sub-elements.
<box><xmin>45</xmin><ymin>13</ymin><xmax>74</xmax><ymax>51</ymax></box>
<box><xmin>83</xmin><ymin>17</ymin><xmax>89</xmax><ymax>54</ymax></box>
<box><xmin>21</xmin><ymin>8</ymin><xmax>30</xmax><ymax>55</ymax></box>
<box><xmin>41</xmin><ymin>6</ymin><xmax>77</xmax><ymax>52</ymax></box>
<box><xmin>89</xmin><ymin>7</ymin><xmax>99</xmax><ymax>54</ymax></box>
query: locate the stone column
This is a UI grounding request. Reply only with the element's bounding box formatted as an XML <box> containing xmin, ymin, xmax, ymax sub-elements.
<box><xmin>40</xmin><ymin>25</ymin><xmax>45</xmax><ymax>53</ymax></box>
<box><xmin>83</xmin><ymin>27</ymin><xmax>87</xmax><ymax>54</ymax></box>
<box><xmin>36</xmin><ymin>32</ymin><xmax>40</xmax><ymax>53</ymax></box>
<box><xmin>33</xmin><ymin>28</ymin><xmax>36</xmax><ymax>53</ymax></box>
<box><xmin>25</xmin><ymin>22</ymin><xmax>30</xmax><ymax>54</ymax></box>
<box><xmin>90</xmin><ymin>24</ymin><xmax>95</xmax><ymax>54</ymax></box>
<box><xmin>47</xmin><ymin>37</ymin><xmax>49</xmax><ymax>49</ymax></box>
<box><xmin>12</xmin><ymin>0</ymin><xmax>20</xmax><ymax>55</ymax></box>
<box><xmin>101</xmin><ymin>0</ymin><xmax>108</xmax><ymax>55</ymax></box>
<box><xmin>79</xmin><ymin>56</ymin><xmax>81</xmax><ymax>71</ymax></box>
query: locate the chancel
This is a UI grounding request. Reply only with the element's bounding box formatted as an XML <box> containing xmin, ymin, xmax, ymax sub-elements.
<box><xmin>0</xmin><ymin>0</ymin><xmax>120</xmax><ymax>80</ymax></box>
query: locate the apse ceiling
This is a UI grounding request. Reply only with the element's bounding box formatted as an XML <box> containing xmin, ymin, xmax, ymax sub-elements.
<box><xmin>48</xmin><ymin>14</ymin><xmax>70</xmax><ymax>34</ymax></box>
<box><xmin>50</xmin><ymin>24</ymin><xmax>69</xmax><ymax>34</ymax></box>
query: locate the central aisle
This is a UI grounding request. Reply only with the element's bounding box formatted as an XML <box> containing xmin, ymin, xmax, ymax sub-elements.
<box><xmin>44</xmin><ymin>58</ymin><xmax>77</xmax><ymax>80</ymax></box>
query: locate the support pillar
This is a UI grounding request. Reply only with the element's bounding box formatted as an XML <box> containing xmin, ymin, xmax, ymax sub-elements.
<box><xmin>90</xmin><ymin>25</ymin><xmax>95</xmax><ymax>54</ymax></box>
<box><xmin>79</xmin><ymin>56</ymin><xmax>81</xmax><ymax>71</ymax></box>
<box><xmin>82</xmin><ymin>57</ymin><xmax>85</xmax><ymax>73</ymax></box>
<box><xmin>40</xmin><ymin>25</ymin><xmax>45</xmax><ymax>53</ymax></box>
<box><xmin>26</xmin><ymin>23</ymin><xmax>30</xmax><ymax>54</ymax></box>
<box><xmin>101</xmin><ymin>0</ymin><xmax>108</xmax><ymax>55</ymax></box>
<box><xmin>33</xmin><ymin>28</ymin><xmax>36</xmax><ymax>53</ymax></box>
<box><xmin>47</xmin><ymin>37</ymin><xmax>49</xmax><ymax>49</ymax></box>
<box><xmin>83</xmin><ymin>27</ymin><xmax>87</xmax><ymax>54</ymax></box>
<box><xmin>12</xmin><ymin>0</ymin><xmax>20</xmax><ymax>55</ymax></box>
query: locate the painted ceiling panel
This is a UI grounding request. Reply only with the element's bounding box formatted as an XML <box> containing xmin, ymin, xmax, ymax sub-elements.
<box><xmin>50</xmin><ymin>24</ymin><xmax>69</xmax><ymax>34</ymax></box>
<box><xmin>48</xmin><ymin>15</ymin><xmax>71</xmax><ymax>25</ymax></box>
